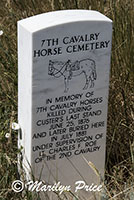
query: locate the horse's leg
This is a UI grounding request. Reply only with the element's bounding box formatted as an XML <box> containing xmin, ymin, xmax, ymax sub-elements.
<box><xmin>83</xmin><ymin>71</ymin><xmax>89</xmax><ymax>90</ymax></box>
<box><xmin>90</xmin><ymin>75</ymin><xmax>95</xmax><ymax>88</ymax></box>
<box><xmin>64</xmin><ymin>77</ymin><xmax>69</xmax><ymax>92</ymax></box>
<box><xmin>90</xmin><ymin>80</ymin><xmax>94</xmax><ymax>88</ymax></box>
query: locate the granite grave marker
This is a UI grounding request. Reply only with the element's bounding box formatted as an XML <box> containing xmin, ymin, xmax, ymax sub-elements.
<box><xmin>18</xmin><ymin>10</ymin><xmax>112</xmax><ymax>199</ymax></box>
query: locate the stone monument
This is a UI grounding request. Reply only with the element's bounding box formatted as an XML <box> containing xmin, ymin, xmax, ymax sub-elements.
<box><xmin>18</xmin><ymin>10</ymin><xmax>112</xmax><ymax>199</ymax></box>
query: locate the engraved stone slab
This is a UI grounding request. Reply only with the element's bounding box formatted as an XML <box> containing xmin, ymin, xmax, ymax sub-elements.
<box><xmin>18</xmin><ymin>10</ymin><xmax>112</xmax><ymax>199</ymax></box>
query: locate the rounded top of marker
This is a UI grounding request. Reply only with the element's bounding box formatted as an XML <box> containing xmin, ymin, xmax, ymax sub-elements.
<box><xmin>18</xmin><ymin>10</ymin><xmax>112</xmax><ymax>33</ymax></box>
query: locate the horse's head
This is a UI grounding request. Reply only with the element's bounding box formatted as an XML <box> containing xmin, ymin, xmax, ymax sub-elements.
<box><xmin>48</xmin><ymin>60</ymin><xmax>55</xmax><ymax>76</ymax></box>
<box><xmin>48</xmin><ymin>60</ymin><xmax>66</xmax><ymax>78</ymax></box>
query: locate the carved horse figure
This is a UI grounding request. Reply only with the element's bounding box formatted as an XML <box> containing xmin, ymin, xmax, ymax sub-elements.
<box><xmin>48</xmin><ymin>58</ymin><xmax>97</xmax><ymax>93</ymax></box>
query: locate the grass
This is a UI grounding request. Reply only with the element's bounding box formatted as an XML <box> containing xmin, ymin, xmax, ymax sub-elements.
<box><xmin>0</xmin><ymin>0</ymin><xmax>134</xmax><ymax>199</ymax></box>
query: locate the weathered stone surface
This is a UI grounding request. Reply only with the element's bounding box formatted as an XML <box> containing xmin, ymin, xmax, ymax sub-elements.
<box><xmin>18</xmin><ymin>10</ymin><xmax>112</xmax><ymax>199</ymax></box>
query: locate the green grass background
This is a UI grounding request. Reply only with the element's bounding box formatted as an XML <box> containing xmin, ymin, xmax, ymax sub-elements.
<box><xmin>0</xmin><ymin>0</ymin><xmax>134</xmax><ymax>199</ymax></box>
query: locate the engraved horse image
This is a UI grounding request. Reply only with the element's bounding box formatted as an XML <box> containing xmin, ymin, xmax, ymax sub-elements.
<box><xmin>48</xmin><ymin>58</ymin><xmax>97</xmax><ymax>93</ymax></box>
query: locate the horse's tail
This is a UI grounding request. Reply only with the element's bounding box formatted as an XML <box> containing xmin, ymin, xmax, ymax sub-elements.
<box><xmin>92</xmin><ymin>69</ymin><xmax>97</xmax><ymax>80</ymax></box>
<box><xmin>89</xmin><ymin>60</ymin><xmax>97</xmax><ymax>80</ymax></box>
